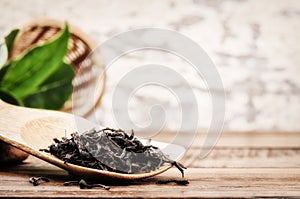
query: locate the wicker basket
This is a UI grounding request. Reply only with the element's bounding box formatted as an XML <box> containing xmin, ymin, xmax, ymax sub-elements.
<box><xmin>9</xmin><ymin>18</ymin><xmax>106</xmax><ymax>117</ymax></box>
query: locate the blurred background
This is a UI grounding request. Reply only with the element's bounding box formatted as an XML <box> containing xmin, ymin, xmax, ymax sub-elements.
<box><xmin>1</xmin><ymin>0</ymin><xmax>299</xmax><ymax>133</ymax></box>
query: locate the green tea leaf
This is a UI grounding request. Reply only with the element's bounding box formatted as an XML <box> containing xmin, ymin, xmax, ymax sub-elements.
<box><xmin>0</xmin><ymin>64</ymin><xmax>10</xmax><ymax>83</ymax></box>
<box><xmin>1</xmin><ymin>25</ymin><xmax>70</xmax><ymax>99</ymax></box>
<box><xmin>0</xmin><ymin>89</ymin><xmax>23</xmax><ymax>106</ymax></box>
<box><xmin>0</xmin><ymin>42</ymin><xmax>8</xmax><ymax>68</ymax></box>
<box><xmin>0</xmin><ymin>29</ymin><xmax>19</xmax><ymax>79</ymax></box>
<box><xmin>23</xmin><ymin>62</ymin><xmax>74</xmax><ymax>110</ymax></box>
<box><xmin>5</xmin><ymin>29</ymin><xmax>19</xmax><ymax>54</ymax></box>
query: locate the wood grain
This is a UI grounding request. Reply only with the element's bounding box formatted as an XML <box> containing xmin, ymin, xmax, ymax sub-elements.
<box><xmin>0</xmin><ymin>158</ymin><xmax>299</xmax><ymax>198</ymax></box>
<box><xmin>153</xmin><ymin>131</ymin><xmax>300</xmax><ymax>148</ymax></box>
<box><xmin>0</xmin><ymin>132</ymin><xmax>300</xmax><ymax>198</ymax></box>
<box><xmin>183</xmin><ymin>148</ymin><xmax>300</xmax><ymax>168</ymax></box>
<box><xmin>155</xmin><ymin>131</ymin><xmax>300</xmax><ymax>168</ymax></box>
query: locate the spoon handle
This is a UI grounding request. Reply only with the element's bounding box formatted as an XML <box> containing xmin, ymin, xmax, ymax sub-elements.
<box><xmin>0</xmin><ymin>100</ymin><xmax>53</xmax><ymax>139</ymax></box>
<box><xmin>0</xmin><ymin>100</ymin><xmax>76</xmax><ymax>147</ymax></box>
<box><xmin>0</xmin><ymin>100</ymin><xmax>31</xmax><ymax>141</ymax></box>
<box><xmin>0</xmin><ymin>100</ymin><xmax>77</xmax><ymax>169</ymax></box>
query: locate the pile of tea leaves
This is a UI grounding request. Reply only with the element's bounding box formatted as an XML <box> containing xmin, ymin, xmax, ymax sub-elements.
<box><xmin>41</xmin><ymin>128</ymin><xmax>186</xmax><ymax>176</ymax></box>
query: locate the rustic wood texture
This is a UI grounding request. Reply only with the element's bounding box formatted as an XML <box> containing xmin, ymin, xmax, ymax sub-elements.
<box><xmin>1</xmin><ymin>132</ymin><xmax>300</xmax><ymax>198</ymax></box>
<box><xmin>183</xmin><ymin>148</ymin><xmax>300</xmax><ymax>168</ymax></box>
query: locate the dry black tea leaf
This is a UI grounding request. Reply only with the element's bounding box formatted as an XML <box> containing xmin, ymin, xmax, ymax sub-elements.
<box><xmin>63</xmin><ymin>179</ymin><xmax>110</xmax><ymax>190</ymax></box>
<box><xmin>156</xmin><ymin>179</ymin><xmax>189</xmax><ymax>185</ymax></box>
<box><xmin>41</xmin><ymin>128</ymin><xmax>186</xmax><ymax>176</ymax></box>
<box><xmin>29</xmin><ymin>177</ymin><xmax>50</xmax><ymax>186</ymax></box>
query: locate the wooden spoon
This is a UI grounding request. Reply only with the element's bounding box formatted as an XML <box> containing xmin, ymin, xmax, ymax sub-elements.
<box><xmin>0</xmin><ymin>100</ymin><xmax>185</xmax><ymax>181</ymax></box>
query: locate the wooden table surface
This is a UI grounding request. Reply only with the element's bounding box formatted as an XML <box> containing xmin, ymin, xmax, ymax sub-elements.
<box><xmin>1</xmin><ymin>132</ymin><xmax>300</xmax><ymax>198</ymax></box>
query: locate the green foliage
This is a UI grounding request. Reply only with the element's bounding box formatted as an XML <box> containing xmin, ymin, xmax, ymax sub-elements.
<box><xmin>0</xmin><ymin>24</ymin><xmax>74</xmax><ymax>110</ymax></box>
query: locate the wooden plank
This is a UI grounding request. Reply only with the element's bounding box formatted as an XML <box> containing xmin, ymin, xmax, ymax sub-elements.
<box><xmin>215</xmin><ymin>132</ymin><xmax>300</xmax><ymax>148</ymax></box>
<box><xmin>152</xmin><ymin>131</ymin><xmax>300</xmax><ymax>148</ymax></box>
<box><xmin>0</xmin><ymin>132</ymin><xmax>299</xmax><ymax>198</ymax></box>
<box><xmin>0</xmin><ymin>165</ymin><xmax>299</xmax><ymax>198</ymax></box>
<box><xmin>182</xmin><ymin>148</ymin><xmax>300</xmax><ymax>168</ymax></box>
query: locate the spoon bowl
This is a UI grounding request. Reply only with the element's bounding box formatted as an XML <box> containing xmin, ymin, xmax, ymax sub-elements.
<box><xmin>0</xmin><ymin>100</ymin><xmax>185</xmax><ymax>181</ymax></box>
